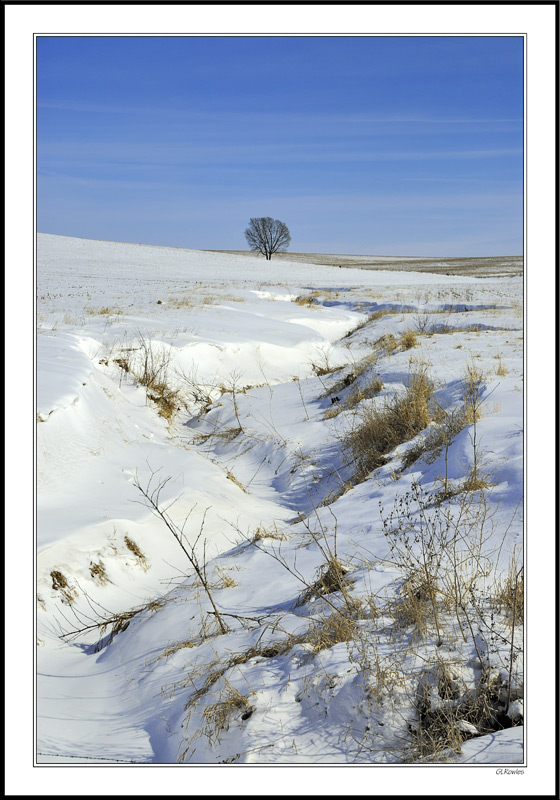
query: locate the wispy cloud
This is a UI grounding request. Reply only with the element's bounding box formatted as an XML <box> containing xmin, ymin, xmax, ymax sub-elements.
<box><xmin>38</xmin><ymin>101</ymin><xmax>521</xmax><ymax>124</ymax></box>
<box><xmin>38</xmin><ymin>139</ymin><xmax>522</xmax><ymax>170</ymax></box>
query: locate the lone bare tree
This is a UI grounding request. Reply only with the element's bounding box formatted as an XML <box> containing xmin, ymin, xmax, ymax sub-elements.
<box><xmin>244</xmin><ymin>217</ymin><xmax>291</xmax><ymax>261</ymax></box>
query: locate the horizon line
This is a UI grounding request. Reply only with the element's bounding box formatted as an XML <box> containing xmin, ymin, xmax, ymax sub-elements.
<box><xmin>36</xmin><ymin>232</ymin><xmax>523</xmax><ymax>261</ymax></box>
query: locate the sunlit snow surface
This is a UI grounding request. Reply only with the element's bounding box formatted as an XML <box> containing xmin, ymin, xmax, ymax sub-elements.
<box><xmin>36</xmin><ymin>234</ymin><xmax>523</xmax><ymax>765</ymax></box>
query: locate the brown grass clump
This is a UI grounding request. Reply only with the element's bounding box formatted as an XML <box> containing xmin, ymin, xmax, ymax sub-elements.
<box><xmin>310</xmin><ymin>347</ymin><xmax>336</xmax><ymax>376</ymax></box>
<box><xmin>368</xmin><ymin>308</ymin><xmax>397</xmax><ymax>322</ymax></box>
<box><xmin>50</xmin><ymin>569</ymin><xmax>68</xmax><ymax>590</ymax></box>
<box><xmin>373</xmin><ymin>333</ymin><xmax>398</xmax><ymax>354</ymax></box>
<box><xmin>50</xmin><ymin>570</ymin><xmax>78</xmax><ymax>605</ymax></box>
<box><xmin>124</xmin><ymin>535</ymin><xmax>149</xmax><ymax>570</ymax></box>
<box><xmin>298</xmin><ymin>558</ymin><xmax>353</xmax><ymax>606</ymax></box>
<box><xmin>167</xmin><ymin>294</ymin><xmax>219</xmax><ymax>309</ymax></box>
<box><xmin>324</xmin><ymin>375</ymin><xmax>384</xmax><ymax>419</ymax></box>
<box><xmin>461</xmin><ymin>469</ymin><xmax>491</xmax><ymax>493</ymax></box>
<box><xmin>89</xmin><ymin>560</ymin><xmax>110</xmax><ymax>585</ymax></box>
<box><xmin>93</xmin><ymin>596</ymin><xmax>168</xmax><ymax>652</ymax></box>
<box><xmin>113</xmin><ymin>355</ymin><xmax>131</xmax><ymax>373</ymax></box>
<box><xmin>323</xmin><ymin>404</ymin><xmax>342</xmax><ymax>420</ymax></box>
<box><xmin>462</xmin><ymin>362</ymin><xmax>485</xmax><ymax>423</ymax></box>
<box><xmin>193</xmin><ymin>426</ymin><xmax>242</xmax><ymax>445</ymax></box>
<box><xmin>198</xmin><ymin>684</ymin><xmax>254</xmax><ymax>748</ymax></box>
<box><xmin>493</xmin><ymin>563</ymin><xmax>524</xmax><ymax>621</ymax></box>
<box><xmin>213</xmin><ymin>567</ymin><xmax>238</xmax><ymax>589</ymax></box>
<box><xmin>401</xmin><ymin>404</ymin><xmax>466</xmax><ymax>473</ymax></box>
<box><xmin>293</xmin><ymin>294</ymin><xmax>319</xmax><ymax>307</ymax></box>
<box><xmin>250</xmin><ymin>523</ymin><xmax>287</xmax><ymax>543</ymax></box>
<box><xmin>307</xmin><ymin>610</ymin><xmax>359</xmax><ymax>652</ymax></box>
<box><xmin>319</xmin><ymin>481</ymin><xmax>354</xmax><ymax>508</ymax></box>
<box><xmin>413</xmin><ymin>706</ymin><xmax>466</xmax><ymax>761</ymax></box>
<box><xmin>400</xmin><ymin>330</ymin><xmax>418</xmax><ymax>350</ymax></box>
<box><xmin>347</xmin><ymin>370</ymin><xmax>435</xmax><ymax>481</ymax></box>
<box><xmin>225</xmin><ymin>469</ymin><xmax>246</xmax><ymax>493</ymax></box>
<box><xmin>86</xmin><ymin>306</ymin><xmax>123</xmax><ymax>316</ymax></box>
<box><xmin>392</xmin><ymin>571</ymin><xmax>439</xmax><ymax>638</ymax></box>
<box><xmin>167</xmin><ymin>295</ymin><xmax>194</xmax><ymax>309</ymax></box>
<box><xmin>495</xmin><ymin>357</ymin><xmax>508</xmax><ymax>376</ymax></box>
<box><xmin>351</xmin><ymin>376</ymin><xmax>384</xmax><ymax>403</ymax></box>
<box><xmin>158</xmin><ymin>639</ymin><xmax>199</xmax><ymax>660</ymax></box>
<box><xmin>148</xmin><ymin>382</ymin><xmax>181</xmax><ymax>421</ymax></box>
<box><xmin>113</xmin><ymin>336</ymin><xmax>181</xmax><ymax>421</ymax></box>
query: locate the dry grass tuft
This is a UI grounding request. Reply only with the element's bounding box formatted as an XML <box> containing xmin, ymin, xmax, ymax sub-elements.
<box><xmin>373</xmin><ymin>333</ymin><xmax>398</xmax><ymax>354</ymax></box>
<box><xmin>89</xmin><ymin>560</ymin><xmax>110</xmax><ymax>585</ymax></box>
<box><xmin>124</xmin><ymin>535</ymin><xmax>149</xmax><ymax>570</ymax></box>
<box><xmin>462</xmin><ymin>469</ymin><xmax>491</xmax><ymax>493</ymax></box>
<box><xmin>193</xmin><ymin>426</ymin><xmax>242</xmax><ymax>445</ymax></box>
<box><xmin>493</xmin><ymin>562</ymin><xmax>524</xmax><ymax>621</ymax></box>
<box><xmin>250</xmin><ymin>523</ymin><xmax>287</xmax><ymax>543</ymax></box>
<box><xmin>50</xmin><ymin>569</ymin><xmax>78</xmax><ymax>605</ymax></box>
<box><xmin>50</xmin><ymin>569</ymin><xmax>68</xmax><ymax>590</ymax></box>
<box><xmin>307</xmin><ymin>610</ymin><xmax>359</xmax><ymax>652</ymax></box>
<box><xmin>324</xmin><ymin>375</ymin><xmax>384</xmax><ymax>419</ymax></box>
<box><xmin>200</xmin><ymin>685</ymin><xmax>254</xmax><ymax>746</ymax></box>
<box><xmin>158</xmin><ymin>639</ymin><xmax>199</xmax><ymax>660</ymax></box>
<box><xmin>167</xmin><ymin>294</ymin><xmax>217</xmax><ymax>309</ymax></box>
<box><xmin>319</xmin><ymin>481</ymin><xmax>354</xmax><ymax>507</ymax></box>
<box><xmin>495</xmin><ymin>357</ymin><xmax>508</xmax><ymax>376</ymax></box>
<box><xmin>166</xmin><ymin>295</ymin><xmax>194</xmax><ymax>309</ymax></box>
<box><xmin>462</xmin><ymin>363</ymin><xmax>485</xmax><ymax>423</ymax></box>
<box><xmin>310</xmin><ymin>347</ymin><xmax>336</xmax><ymax>376</ymax></box>
<box><xmin>413</xmin><ymin>708</ymin><xmax>465</xmax><ymax>761</ymax></box>
<box><xmin>323</xmin><ymin>404</ymin><xmax>342</xmax><ymax>420</ymax></box>
<box><xmin>225</xmin><ymin>469</ymin><xmax>246</xmax><ymax>493</ymax></box>
<box><xmin>113</xmin><ymin>335</ymin><xmax>182</xmax><ymax>421</ymax></box>
<box><xmin>95</xmin><ymin>596</ymin><xmax>168</xmax><ymax>652</ymax></box>
<box><xmin>368</xmin><ymin>308</ymin><xmax>398</xmax><ymax>323</ymax></box>
<box><xmin>148</xmin><ymin>383</ymin><xmax>181</xmax><ymax>421</ymax></box>
<box><xmin>350</xmin><ymin>376</ymin><xmax>384</xmax><ymax>403</ymax></box>
<box><xmin>400</xmin><ymin>330</ymin><xmax>418</xmax><ymax>350</ymax></box>
<box><xmin>99</xmin><ymin>609</ymin><xmax>138</xmax><ymax>648</ymax></box>
<box><xmin>213</xmin><ymin>567</ymin><xmax>239</xmax><ymax>589</ymax></box>
<box><xmin>293</xmin><ymin>294</ymin><xmax>319</xmax><ymax>307</ymax></box>
<box><xmin>347</xmin><ymin>370</ymin><xmax>435</xmax><ymax>481</ymax></box>
<box><xmin>113</xmin><ymin>355</ymin><xmax>131</xmax><ymax>373</ymax></box>
<box><xmin>392</xmin><ymin>571</ymin><xmax>440</xmax><ymax>637</ymax></box>
<box><xmin>298</xmin><ymin>558</ymin><xmax>350</xmax><ymax>605</ymax></box>
<box><xmin>86</xmin><ymin>306</ymin><xmax>123</xmax><ymax>316</ymax></box>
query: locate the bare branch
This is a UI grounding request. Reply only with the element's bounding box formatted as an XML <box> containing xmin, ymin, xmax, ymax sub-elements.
<box><xmin>244</xmin><ymin>217</ymin><xmax>291</xmax><ymax>261</ymax></box>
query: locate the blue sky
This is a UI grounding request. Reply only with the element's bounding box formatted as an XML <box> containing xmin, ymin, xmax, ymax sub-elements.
<box><xmin>37</xmin><ymin>36</ymin><xmax>523</xmax><ymax>256</ymax></box>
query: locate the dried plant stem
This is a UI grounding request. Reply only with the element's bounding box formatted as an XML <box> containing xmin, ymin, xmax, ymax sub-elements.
<box><xmin>134</xmin><ymin>473</ymin><xmax>228</xmax><ymax>635</ymax></box>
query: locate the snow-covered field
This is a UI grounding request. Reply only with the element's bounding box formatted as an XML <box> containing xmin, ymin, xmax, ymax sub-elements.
<box><xmin>35</xmin><ymin>233</ymin><xmax>525</xmax><ymax>769</ymax></box>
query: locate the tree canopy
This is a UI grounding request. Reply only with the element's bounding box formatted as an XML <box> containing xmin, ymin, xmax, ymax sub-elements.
<box><xmin>244</xmin><ymin>217</ymin><xmax>291</xmax><ymax>261</ymax></box>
